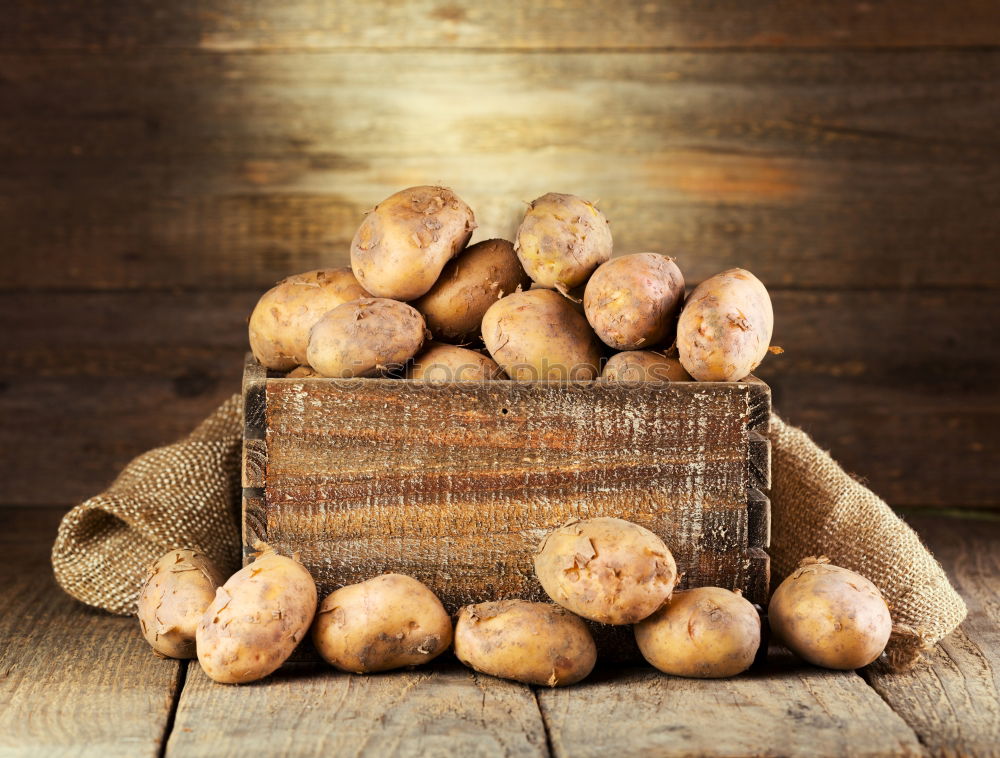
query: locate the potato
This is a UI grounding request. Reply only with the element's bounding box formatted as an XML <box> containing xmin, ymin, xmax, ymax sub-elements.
<box><xmin>137</xmin><ymin>549</ymin><xmax>225</xmax><ymax>659</ymax></box>
<box><xmin>584</xmin><ymin>253</ymin><xmax>685</xmax><ymax>350</ymax></box>
<box><xmin>534</xmin><ymin>517</ymin><xmax>677</xmax><ymax>625</ymax></box>
<box><xmin>306</xmin><ymin>298</ymin><xmax>427</xmax><ymax>378</ymax></box>
<box><xmin>285</xmin><ymin>365</ymin><xmax>321</xmax><ymax>378</ymax></box>
<box><xmin>406</xmin><ymin>342</ymin><xmax>506</xmax><ymax>381</ymax></box>
<box><xmin>312</xmin><ymin>574</ymin><xmax>452</xmax><ymax>674</ymax></box>
<box><xmin>481</xmin><ymin>289</ymin><xmax>602</xmax><ymax>381</ymax></box>
<box><xmin>248</xmin><ymin>268</ymin><xmax>371</xmax><ymax>371</ymax></box>
<box><xmin>196</xmin><ymin>543</ymin><xmax>317</xmax><ymax>684</ymax></box>
<box><xmin>413</xmin><ymin>238</ymin><xmax>531</xmax><ymax>342</ymax></box>
<box><xmin>634</xmin><ymin>587</ymin><xmax>761</xmax><ymax>678</ymax></box>
<box><xmin>515</xmin><ymin>193</ymin><xmax>613</xmax><ymax>290</ymax></box>
<box><xmin>677</xmin><ymin>268</ymin><xmax>774</xmax><ymax>382</ymax></box>
<box><xmin>601</xmin><ymin>351</ymin><xmax>692</xmax><ymax>383</ymax></box>
<box><xmin>351</xmin><ymin>186</ymin><xmax>476</xmax><ymax>301</ymax></box>
<box><xmin>768</xmin><ymin>557</ymin><xmax>892</xmax><ymax>670</ymax></box>
<box><xmin>454</xmin><ymin>600</ymin><xmax>596</xmax><ymax>687</ymax></box>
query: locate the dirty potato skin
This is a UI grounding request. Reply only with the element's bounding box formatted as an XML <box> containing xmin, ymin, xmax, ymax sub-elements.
<box><xmin>601</xmin><ymin>350</ymin><xmax>692</xmax><ymax>383</ymax></box>
<box><xmin>248</xmin><ymin>268</ymin><xmax>371</xmax><ymax>371</ymax></box>
<box><xmin>312</xmin><ymin>574</ymin><xmax>452</xmax><ymax>674</ymax></box>
<box><xmin>584</xmin><ymin>254</ymin><xmax>685</xmax><ymax>350</ymax></box>
<box><xmin>307</xmin><ymin>298</ymin><xmax>427</xmax><ymax>378</ymax></box>
<box><xmin>413</xmin><ymin>238</ymin><xmax>531</xmax><ymax>342</ymax></box>
<box><xmin>481</xmin><ymin>289</ymin><xmax>602</xmax><ymax>381</ymax></box>
<box><xmin>137</xmin><ymin>549</ymin><xmax>225</xmax><ymax>659</ymax></box>
<box><xmin>677</xmin><ymin>268</ymin><xmax>774</xmax><ymax>382</ymax></box>
<box><xmin>406</xmin><ymin>342</ymin><xmax>506</xmax><ymax>381</ymax></box>
<box><xmin>196</xmin><ymin>544</ymin><xmax>317</xmax><ymax>684</ymax></box>
<box><xmin>768</xmin><ymin>557</ymin><xmax>892</xmax><ymax>670</ymax></box>
<box><xmin>634</xmin><ymin>587</ymin><xmax>761</xmax><ymax>678</ymax></box>
<box><xmin>534</xmin><ymin>517</ymin><xmax>677</xmax><ymax>625</ymax></box>
<box><xmin>285</xmin><ymin>365</ymin><xmax>321</xmax><ymax>378</ymax></box>
<box><xmin>454</xmin><ymin>600</ymin><xmax>596</xmax><ymax>687</ymax></box>
<box><xmin>515</xmin><ymin>193</ymin><xmax>613</xmax><ymax>290</ymax></box>
<box><xmin>351</xmin><ymin>186</ymin><xmax>477</xmax><ymax>301</ymax></box>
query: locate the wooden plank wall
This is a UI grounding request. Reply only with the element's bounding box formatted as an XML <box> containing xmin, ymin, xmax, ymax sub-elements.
<box><xmin>1</xmin><ymin>1</ymin><xmax>998</xmax><ymax>510</ymax></box>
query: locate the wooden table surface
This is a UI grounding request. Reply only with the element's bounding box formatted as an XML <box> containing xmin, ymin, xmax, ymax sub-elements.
<box><xmin>2</xmin><ymin>506</ymin><xmax>997</xmax><ymax>758</ymax></box>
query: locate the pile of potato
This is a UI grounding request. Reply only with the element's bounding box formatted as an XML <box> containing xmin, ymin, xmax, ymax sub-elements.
<box><xmin>248</xmin><ymin>185</ymin><xmax>777</xmax><ymax>383</ymax></box>
<box><xmin>138</xmin><ymin>517</ymin><xmax>892</xmax><ymax>685</ymax></box>
<box><xmin>136</xmin><ymin>186</ymin><xmax>893</xmax><ymax>684</ymax></box>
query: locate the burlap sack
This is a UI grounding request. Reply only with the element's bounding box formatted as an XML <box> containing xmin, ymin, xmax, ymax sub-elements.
<box><xmin>51</xmin><ymin>395</ymin><xmax>243</xmax><ymax>615</ymax></box>
<box><xmin>767</xmin><ymin>414</ymin><xmax>966</xmax><ymax>670</ymax></box>
<box><xmin>51</xmin><ymin>396</ymin><xmax>966</xmax><ymax>669</ymax></box>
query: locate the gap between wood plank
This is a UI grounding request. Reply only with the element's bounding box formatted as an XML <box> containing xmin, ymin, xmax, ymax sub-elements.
<box><xmin>3</xmin><ymin>45</ymin><xmax>1000</xmax><ymax>55</ymax></box>
<box><xmin>158</xmin><ymin>662</ymin><xmax>189</xmax><ymax>758</ymax></box>
<box><xmin>3</xmin><ymin>283</ymin><xmax>998</xmax><ymax>297</ymax></box>
<box><xmin>531</xmin><ymin>688</ymin><xmax>556</xmax><ymax>758</ymax></box>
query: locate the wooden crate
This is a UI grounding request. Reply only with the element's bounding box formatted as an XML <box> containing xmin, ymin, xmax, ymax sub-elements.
<box><xmin>242</xmin><ymin>354</ymin><xmax>771</xmax><ymax>616</ymax></box>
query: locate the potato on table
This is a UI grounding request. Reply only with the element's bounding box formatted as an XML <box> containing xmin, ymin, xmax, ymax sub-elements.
<box><xmin>677</xmin><ymin>268</ymin><xmax>774</xmax><ymax>382</ymax></box>
<box><xmin>248</xmin><ymin>268</ymin><xmax>371</xmax><ymax>371</ymax></box>
<box><xmin>515</xmin><ymin>193</ymin><xmax>612</xmax><ymax>291</ymax></box>
<box><xmin>534</xmin><ymin>517</ymin><xmax>677</xmax><ymax>625</ymax></box>
<box><xmin>307</xmin><ymin>298</ymin><xmax>427</xmax><ymax>378</ymax></box>
<box><xmin>137</xmin><ymin>549</ymin><xmax>225</xmax><ymax>659</ymax></box>
<box><xmin>413</xmin><ymin>238</ymin><xmax>531</xmax><ymax>343</ymax></box>
<box><xmin>406</xmin><ymin>343</ymin><xmax>506</xmax><ymax>381</ymax></box>
<box><xmin>584</xmin><ymin>253</ymin><xmax>685</xmax><ymax>351</ymax></box>
<box><xmin>634</xmin><ymin>587</ymin><xmax>761</xmax><ymax>678</ymax></box>
<box><xmin>481</xmin><ymin>289</ymin><xmax>602</xmax><ymax>381</ymax></box>
<box><xmin>196</xmin><ymin>543</ymin><xmax>317</xmax><ymax>684</ymax></box>
<box><xmin>768</xmin><ymin>557</ymin><xmax>892</xmax><ymax>670</ymax></box>
<box><xmin>601</xmin><ymin>350</ymin><xmax>692</xmax><ymax>383</ymax></box>
<box><xmin>312</xmin><ymin>574</ymin><xmax>452</xmax><ymax>674</ymax></box>
<box><xmin>454</xmin><ymin>600</ymin><xmax>596</xmax><ymax>687</ymax></box>
<box><xmin>351</xmin><ymin>185</ymin><xmax>476</xmax><ymax>301</ymax></box>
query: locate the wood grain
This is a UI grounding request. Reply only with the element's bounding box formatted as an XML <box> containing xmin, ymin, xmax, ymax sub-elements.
<box><xmin>537</xmin><ymin>657</ymin><xmax>925</xmax><ymax>758</ymax></box>
<box><xmin>165</xmin><ymin>663</ymin><xmax>548</xmax><ymax>758</ymax></box>
<box><xmin>0</xmin><ymin>507</ymin><xmax>182</xmax><ymax>757</ymax></box>
<box><xmin>864</xmin><ymin>516</ymin><xmax>1000</xmax><ymax>757</ymax></box>
<box><xmin>256</xmin><ymin>374</ymin><xmax>770</xmax><ymax>608</ymax></box>
<box><xmin>5</xmin><ymin>0</ymin><xmax>1000</xmax><ymax>50</ymax></box>
<box><xmin>3</xmin><ymin>49</ymin><xmax>999</xmax><ymax>291</ymax></box>
<box><xmin>1</xmin><ymin>289</ymin><xmax>993</xmax><ymax>509</ymax></box>
<box><xmin>3</xmin><ymin>507</ymin><xmax>999</xmax><ymax>755</ymax></box>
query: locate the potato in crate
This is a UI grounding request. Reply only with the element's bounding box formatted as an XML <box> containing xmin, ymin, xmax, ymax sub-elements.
<box><xmin>241</xmin><ymin>355</ymin><xmax>771</xmax><ymax>614</ymax></box>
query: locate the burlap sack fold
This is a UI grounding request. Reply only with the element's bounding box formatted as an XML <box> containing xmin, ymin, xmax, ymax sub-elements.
<box><xmin>51</xmin><ymin>395</ymin><xmax>244</xmax><ymax>615</ymax></box>
<box><xmin>767</xmin><ymin>414</ymin><xmax>966</xmax><ymax>669</ymax></box>
<box><xmin>51</xmin><ymin>395</ymin><xmax>966</xmax><ymax>669</ymax></box>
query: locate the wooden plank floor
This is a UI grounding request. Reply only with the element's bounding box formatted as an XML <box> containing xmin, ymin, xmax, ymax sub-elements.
<box><xmin>2</xmin><ymin>507</ymin><xmax>997</xmax><ymax>757</ymax></box>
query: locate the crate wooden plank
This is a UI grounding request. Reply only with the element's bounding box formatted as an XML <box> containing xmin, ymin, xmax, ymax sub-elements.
<box><xmin>6</xmin><ymin>0</ymin><xmax>999</xmax><ymax>50</ymax></box>
<box><xmin>747</xmin><ymin>488</ymin><xmax>771</xmax><ymax>549</ymax></box>
<box><xmin>748</xmin><ymin>430</ymin><xmax>771</xmax><ymax>491</ymax></box>
<box><xmin>241</xmin><ymin>438</ymin><xmax>266</xmax><ymax>489</ymax></box>
<box><xmin>254</xmin><ymin>375</ymin><xmax>770</xmax><ymax>606</ymax></box>
<box><xmin>537</xmin><ymin>658</ymin><xmax>924</xmax><ymax>758</ymax></box>
<box><xmin>165</xmin><ymin>663</ymin><xmax>548</xmax><ymax>758</ymax></box>
<box><xmin>241</xmin><ymin>352</ymin><xmax>267</xmax><ymax>440</ymax></box>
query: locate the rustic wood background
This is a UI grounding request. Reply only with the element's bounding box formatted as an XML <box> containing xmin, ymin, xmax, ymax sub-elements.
<box><xmin>2</xmin><ymin>1</ymin><xmax>997</xmax><ymax>511</ymax></box>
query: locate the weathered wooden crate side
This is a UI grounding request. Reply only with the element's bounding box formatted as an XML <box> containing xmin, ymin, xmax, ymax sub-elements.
<box><xmin>242</xmin><ymin>355</ymin><xmax>771</xmax><ymax>607</ymax></box>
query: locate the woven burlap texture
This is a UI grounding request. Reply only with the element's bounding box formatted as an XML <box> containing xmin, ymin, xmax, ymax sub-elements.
<box><xmin>51</xmin><ymin>395</ymin><xmax>966</xmax><ymax>670</ymax></box>
<box><xmin>768</xmin><ymin>414</ymin><xmax>966</xmax><ymax>669</ymax></box>
<box><xmin>51</xmin><ymin>395</ymin><xmax>243</xmax><ymax>615</ymax></box>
